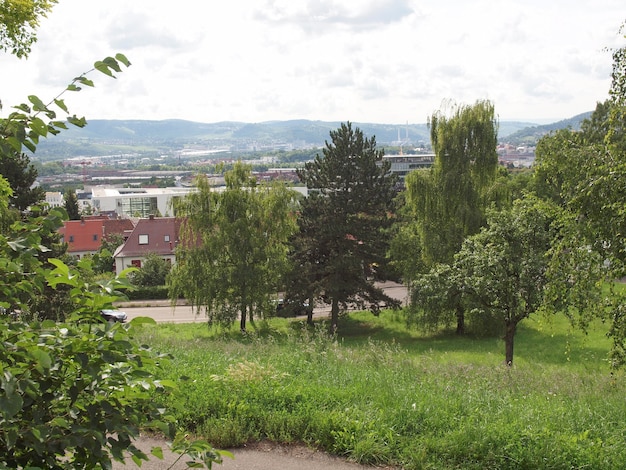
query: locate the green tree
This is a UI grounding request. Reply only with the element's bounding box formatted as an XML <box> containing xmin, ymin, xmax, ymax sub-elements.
<box><xmin>453</xmin><ymin>197</ymin><xmax>556</xmax><ymax>366</ymax></box>
<box><xmin>64</xmin><ymin>188</ymin><xmax>80</xmax><ymax>220</ymax></box>
<box><xmin>0</xmin><ymin>0</ymin><xmax>56</xmax><ymax>58</ymax></box>
<box><xmin>170</xmin><ymin>162</ymin><xmax>298</xmax><ymax>331</ymax></box>
<box><xmin>0</xmin><ymin>150</ymin><xmax>45</xmax><ymax>211</ymax></box>
<box><xmin>131</xmin><ymin>252</ymin><xmax>171</xmax><ymax>287</ymax></box>
<box><xmin>532</xmin><ymin>35</ymin><xmax>626</xmax><ymax>367</ymax></box>
<box><xmin>402</xmin><ymin>100</ymin><xmax>500</xmax><ymax>334</ymax></box>
<box><xmin>294</xmin><ymin>122</ymin><xmax>400</xmax><ymax>333</ymax></box>
<box><xmin>91</xmin><ymin>232</ymin><xmax>124</xmax><ymax>274</ymax></box>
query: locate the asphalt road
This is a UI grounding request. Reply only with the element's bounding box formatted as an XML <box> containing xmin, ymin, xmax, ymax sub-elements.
<box><xmin>118</xmin><ymin>282</ymin><xmax>408</xmax><ymax>324</ymax></box>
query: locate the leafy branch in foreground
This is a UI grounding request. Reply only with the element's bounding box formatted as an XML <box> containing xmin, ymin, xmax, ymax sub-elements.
<box><xmin>0</xmin><ymin>53</ymin><xmax>130</xmax><ymax>157</ymax></box>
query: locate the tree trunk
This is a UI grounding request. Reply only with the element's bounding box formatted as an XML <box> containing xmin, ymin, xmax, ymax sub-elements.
<box><xmin>455</xmin><ymin>304</ymin><xmax>465</xmax><ymax>335</ymax></box>
<box><xmin>504</xmin><ymin>320</ymin><xmax>516</xmax><ymax>367</ymax></box>
<box><xmin>240</xmin><ymin>304</ymin><xmax>247</xmax><ymax>332</ymax></box>
<box><xmin>306</xmin><ymin>295</ymin><xmax>314</xmax><ymax>326</ymax></box>
<box><xmin>330</xmin><ymin>297</ymin><xmax>339</xmax><ymax>335</ymax></box>
<box><xmin>248</xmin><ymin>303</ymin><xmax>254</xmax><ymax>326</ymax></box>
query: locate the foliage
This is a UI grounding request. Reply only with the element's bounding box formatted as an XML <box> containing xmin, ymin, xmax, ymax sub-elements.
<box><xmin>0</xmin><ymin>53</ymin><xmax>131</xmax><ymax>161</ymax></box>
<box><xmin>292</xmin><ymin>122</ymin><xmax>400</xmax><ymax>333</ymax></box>
<box><xmin>170</xmin><ymin>162</ymin><xmax>298</xmax><ymax>331</ymax></box>
<box><xmin>401</xmin><ymin>100</ymin><xmax>500</xmax><ymax>335</ymax></box>
<box><xmin>532</xmin><ymin>33</ymin><xmax>626</xmax><ymax>367</ymax></box>
<box><xmin>0</xmin><ymin>50</ymin><xmax>222</xmax><ymax>466</ymax></box>
<box><xmin>0</xmin><ymin>150</ymin><xmax>45</xmax><ymax>211</ymax></box>
<box><xmin>406</xmin><ymin>99</ymin><xmax>500</xmax><ymax>267</ymax></box>
<box><xmin>63</xmin><ymin>188</ymin><xmax>80</xmax><ymax>220</ymax></box>
<box><xmin>0</xmin><ymin>0</ymin><xmax>56</xmax><ymax>58</ymax></box>
<box><xmin>452</xmin><ymin>197</ymin><xmax>557</xmax><ymax>365</ymax></box>
<box><xmin>131</xmin><ymin>252</ymin><xmax>171</xmax><ymax>287</ymax></box>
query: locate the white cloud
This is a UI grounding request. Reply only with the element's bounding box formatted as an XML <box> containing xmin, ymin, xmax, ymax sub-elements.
<box><xmin>0</xmin><ymin>0</ymin><xmax>624</xmax><ymax>125</ymax></box>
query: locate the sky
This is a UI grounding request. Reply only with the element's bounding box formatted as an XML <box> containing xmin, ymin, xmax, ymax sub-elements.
<box><xmin>1</xmin><ymin>0</ymin><xmax>625</xmax><ymax>125</ymax></box>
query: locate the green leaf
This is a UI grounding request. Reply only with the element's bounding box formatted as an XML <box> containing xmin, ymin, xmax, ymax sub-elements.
<box><xmin>150</xmin><ymin>446</ymin><xmax>164</xmax><ymax>460</ymax></box>
<box><xmin>23</xmin><ymin>139</ymin><xmax>36</xmax><ymax>153</ymax></box>
<box><xmin>115</xmin><ymin>53</ymin><xmax>131</xmax><ymax>67</ymax></box>
<box><xmin>0</xmin><ymin>393</ymin><xmax>24</xmax><ymax>420</ymax></box>
<box><xmin>67</xmin><ymin>115</ymin><xmax>87</xmax><ymax>127</ymax></box>
<box><xmin>30</xmin><ymin>117</ymin><xmax>48</xmax><ymax>137</ymax></box>
<box><xmin>30</xmin><ymin>349</ymin><xmax>52</xmax><ymax>372</ymax></box>
<box><xmin>6</xmin><ymin>136</ymin><xmax>22</xmax><ymax>152</ymax></box>
<box><xmin>54</xmin><ymin>99</ymin><xmax>68</xmax><ymax>113</ymax></box>
<box><xmin>103</xmin><ymin>56</ymin><xmax>122</xmax><ymax>73</ymax></box>
<box><xmin>27</xmin><ymin>95</ymin><xmax>47</xmax><ymax>111</ymax></box>
<box><xmin>77</xmin><ymin>76</ymin><xmax>94</xmax><ymax>87</ymax></box>
<box><xmin>94</xmin><ymin>60</ymin><xmax>115</xmax><ymax>77</ymax></box>
<box><xmin>66</xmin><ymin>84</ymin><xmax>82</xmax><ymax>91</ymax></box>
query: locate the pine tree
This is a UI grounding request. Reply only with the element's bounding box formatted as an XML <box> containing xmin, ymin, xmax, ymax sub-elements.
<box><xmin>293</xmin><ymin>122</ymin><xmax>399</xmax><ymax>333</ymax></box>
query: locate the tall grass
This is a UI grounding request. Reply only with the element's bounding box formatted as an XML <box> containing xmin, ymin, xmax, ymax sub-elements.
<box><xmin>135</xmin><ymin>312</ymin><xmax>626</xmax><ymax>469</ymax></box>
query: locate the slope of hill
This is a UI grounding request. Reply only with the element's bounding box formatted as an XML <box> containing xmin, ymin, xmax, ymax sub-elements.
<box><xmin>505</xmin><ymin>112</ymin><xmax>592</xmax><ymax>145</ymax></box>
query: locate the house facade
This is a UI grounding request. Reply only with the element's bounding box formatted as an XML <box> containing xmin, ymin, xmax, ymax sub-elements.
<box><xmin>113</xmin><ymin>216</ymin><xmax>182</xmax><ymax>273</ymax></box>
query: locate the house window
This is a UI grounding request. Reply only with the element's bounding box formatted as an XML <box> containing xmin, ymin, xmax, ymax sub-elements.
<box><xmin>131</xmin><ymin>259</ymin><xmax>142</xmax><ymax>268</ymax></box>
<box><xmin>138</xmin><ymin>234</ymin><xmax>149</xmax><ymax>245</ymax></box>
<box><xmin>93</xmin><ymin>234</ymin><xmax>98</xmax><ymax>241</ymax></box>
<box><xmin>69</xmin><ymin>235</ymin><xmax>74</xmax><ymax>242</ymax></box>
<box><xmin>164</xmin><ymin>235</ymin><xmax>170</xmax><ymax>242</ymax></box>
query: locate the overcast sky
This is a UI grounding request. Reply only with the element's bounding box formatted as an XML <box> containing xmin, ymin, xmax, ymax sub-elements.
<box><xmin>1</xmin><ymin>0</ymin><xmax>624</xmax><ymax>125</ymax></box>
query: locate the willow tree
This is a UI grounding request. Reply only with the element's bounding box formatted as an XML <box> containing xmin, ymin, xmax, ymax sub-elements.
<box><xmin>403</xmin><ymin>100</ymin><xmax>499</xmax><ymax>334</ymax></box>
<box><xmin>170</xmin><ymin>162</ymin><xmax>298</xmax><ymax>332</ymax></box>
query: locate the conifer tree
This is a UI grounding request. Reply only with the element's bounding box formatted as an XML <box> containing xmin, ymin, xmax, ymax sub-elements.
<box><xmin>293</xmin><ymin>122</ymin><xmax>399</xmax><ymax>333</ymax></box>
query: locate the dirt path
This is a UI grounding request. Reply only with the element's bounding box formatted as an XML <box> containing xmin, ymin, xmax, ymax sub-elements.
<box><xmin>112</xmin><ymin>437</ymin><xmax>380</xmax><ymax>470</ymax></box>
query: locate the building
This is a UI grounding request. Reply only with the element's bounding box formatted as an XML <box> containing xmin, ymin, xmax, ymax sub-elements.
<box><xmin>90</xmin><ymin>186</ymin><xmax>196</xmax><ymax>218</ymax></box>
<box><xmin>59</xmin><ymin>216</ymin><xmax>135</xmax><ymax>259</ymax></box>
<box><xmin>45</xmin><ymin>191</ymin><xmax>64</xmax><ymax>208</ymax></box>
<box><xmin>381</xmin><ymin>154</ymin><xmax>434</xmax><ymax>183</ymax></box>
<box><xmin>113</xmin><ymin>216</ymin><xmax>181</xmax><ymax>273</ymax></box>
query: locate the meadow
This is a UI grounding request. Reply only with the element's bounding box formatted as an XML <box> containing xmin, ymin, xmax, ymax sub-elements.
<box><xmin>135</xmin><ymin>310</ymin><xmax>626</xmax><ymax>469</ymax></box>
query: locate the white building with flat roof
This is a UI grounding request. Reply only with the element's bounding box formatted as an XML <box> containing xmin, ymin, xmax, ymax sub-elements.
<box><xmin>45</xmin><ymin>191</ymin><xmax>64</xmax><ymax>208</ymax></box>
<box><xmin>90</xmin><ymin>186</ymin><xmax>197</xmax><ymax>218</ymax></box>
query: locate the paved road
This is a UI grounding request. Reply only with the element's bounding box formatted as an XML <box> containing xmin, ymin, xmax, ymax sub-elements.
<box><xmin>118</xmin><ymin>282</ymin><xmax>408</xmax><ymax>324</ymax></box>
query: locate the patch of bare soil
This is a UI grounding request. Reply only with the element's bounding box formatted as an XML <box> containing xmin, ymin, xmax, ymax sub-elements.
<box><xmin>111</xmin><ymin>437</ymin><xmax>396</xmax><ymax>470</ymax></box>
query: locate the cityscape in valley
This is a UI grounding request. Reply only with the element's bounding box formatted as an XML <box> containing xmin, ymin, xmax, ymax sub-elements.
<box><xmin>36</xmin><ymin>113</ymin><xmax>588</xmax><ymax>192</ymax></box>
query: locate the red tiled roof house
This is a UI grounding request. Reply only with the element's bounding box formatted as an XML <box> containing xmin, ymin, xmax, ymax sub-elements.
<box><xmin>59</xmin><ymin>216</ymin><xmax>134</xmax><ymax>259</ymax></box>
<box><xmin>114</xmin><ymin>216</ymin><xmax>181</xmax><ymax>273</ymax></box>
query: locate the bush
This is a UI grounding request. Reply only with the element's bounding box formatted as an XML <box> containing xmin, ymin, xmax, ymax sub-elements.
<box><xmin>127</xmin><ymin>285</ymin><xmax>171</xmax><ymax>301</ymax></box>
<box><xmin>0</xmin><ymin>317</ymin><xmax>175</xmax><ymax>468</ymax></box>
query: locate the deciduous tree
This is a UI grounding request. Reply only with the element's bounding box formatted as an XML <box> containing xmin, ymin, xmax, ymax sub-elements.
<box><xmin>454</xmin><ymin>197</ymin><xmax>556</xmax><ymax>366</ymax></box>
<box><xmin>170</xmin><ymin>162</ymin><xmax>298</xmax><ymax>331</ymax></box>
<box><xmin>402</xmin><ymin>100</ymin><xmax>500</xmax><ymax>334</ymax></box>
<box><xmin>0</xmin><ymin>0</ymin><xmax>56</xmax><ymax>58</ymax></box>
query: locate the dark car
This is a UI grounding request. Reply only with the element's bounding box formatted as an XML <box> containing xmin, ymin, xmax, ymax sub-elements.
<box><xmin>275</xmin><ymin>299</ymin><xmax>309</xmax><ymax>317</ymax></box>
<box><xmin>100</xmin><ymin>309</ymin><xmax>128</xmax><ymax>323</ymax></box>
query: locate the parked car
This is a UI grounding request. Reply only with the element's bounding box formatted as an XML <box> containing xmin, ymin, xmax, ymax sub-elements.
<box><xmin>100</xmin><ymin>309</ymin><xmax>128</xmax><ymax>323</ymax></box>
<box><xmin>275</xmin><ymin>298</ymin><xmax>309</xmax><ymax>317</ymax></box>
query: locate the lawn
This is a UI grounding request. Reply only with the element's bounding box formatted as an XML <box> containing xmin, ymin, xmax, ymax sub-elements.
<box><xmin>134</xmin><ymin>310</ymin><xmax>626</xmax><ymax>469</ymax></box>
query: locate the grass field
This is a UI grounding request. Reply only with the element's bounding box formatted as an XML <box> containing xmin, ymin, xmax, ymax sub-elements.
<box><xmin>134</xmin><ymin>310</ymin><xmax>626</xmax><ymax>469</ymax></box>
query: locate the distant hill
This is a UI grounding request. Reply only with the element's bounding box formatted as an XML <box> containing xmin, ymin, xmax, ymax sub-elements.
<box><xmin>31</xmin><ymin>115</ymin><xmax>591</xmax><ymax>160</ymax></box>
<box><xmin>504</xmin><ymin>112</ymin><xmax>593</xmax><ymax>145</ymax></box>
